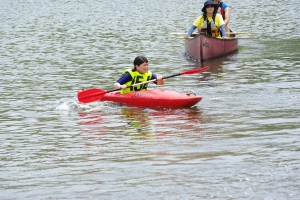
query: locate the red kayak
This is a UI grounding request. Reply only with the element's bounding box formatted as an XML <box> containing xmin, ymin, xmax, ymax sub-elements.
<box><xmin>77</xmin><ymin>67</ymin><xmax>209</xmax><ymax>107</ymax></box>
<box><xmin>100</xmin><ymin>89</ymin><xmax>202</xmax><ymax>108</ymax></box>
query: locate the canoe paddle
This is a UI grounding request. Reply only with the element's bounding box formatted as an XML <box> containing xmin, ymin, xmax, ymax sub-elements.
<box><xmin>77</xmin><ymin>66</ymin><xmax>210</xmax><ymax>104</ymax></box>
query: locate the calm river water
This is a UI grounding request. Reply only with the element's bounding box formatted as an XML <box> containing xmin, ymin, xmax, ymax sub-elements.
<box><xmin>1</xmin><ymin>0</ymin><xmax>299</xmax><ymax>199</ymax></box>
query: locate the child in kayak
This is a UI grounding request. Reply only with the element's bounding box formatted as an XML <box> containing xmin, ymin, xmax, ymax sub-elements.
<box><xmin>114</xmin><ymin>56</ymin><xmax>164</xmax><ymax>94</ymax></box>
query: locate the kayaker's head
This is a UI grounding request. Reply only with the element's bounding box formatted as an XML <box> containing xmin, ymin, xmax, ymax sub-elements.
<box><xmin>202</xmin><ymin>0</ymin><xmax>216</xmax><ymax>13</ymax></box>
<box><xmin>133</xmin><ymin>56</ymin><xmax>149</xmax><ymax>74</ymax></box>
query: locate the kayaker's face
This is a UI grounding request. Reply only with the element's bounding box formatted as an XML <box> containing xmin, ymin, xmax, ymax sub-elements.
<box><xmin>136</xmin><ymin>62</ymin><xmax>149</xmax><ymax>74</ymax></box>
<box><xmin>206</xmin><ymin>5</ymin><xmax>214</xmax><ymax>14</ymax></box>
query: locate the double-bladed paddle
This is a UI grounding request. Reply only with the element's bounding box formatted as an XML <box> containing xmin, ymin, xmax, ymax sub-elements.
<box><xmin>77</xmin><ymin>66</ymin><xmax>210</xmax><ymax>104</ymax></box>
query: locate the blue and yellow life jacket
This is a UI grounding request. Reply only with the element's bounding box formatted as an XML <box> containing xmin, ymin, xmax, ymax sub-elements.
<box><xmin>121</xmin><ymin>69</ymin><xmax>153</xmax><ymax>94</ymax></box>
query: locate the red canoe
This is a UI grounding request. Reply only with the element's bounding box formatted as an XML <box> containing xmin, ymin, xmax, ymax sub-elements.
<box><xmin>185</xmin><ymin>32</ymin><xmax>238</xmax><ymax>61</ymax></box>
<box><xmin>101</xmin><ymin>89</ymin><xmax>202</xmax><ymax>108</ymax></box>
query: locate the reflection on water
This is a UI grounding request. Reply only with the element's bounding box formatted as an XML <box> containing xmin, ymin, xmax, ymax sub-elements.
<box><xmin>120</xmin><ymin>107</ymin><xmax>156</xmax><ymax>140</ymax></box>
<box><xmin>77</xmin><ymin>105</ymin><xmax>205</xmax><ymax>139</ymax></box>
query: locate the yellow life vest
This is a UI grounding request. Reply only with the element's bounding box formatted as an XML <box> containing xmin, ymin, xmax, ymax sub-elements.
<box><xmin>199</xmin><ymin>14</ymin><xmax>221</xmax><ymax>38</ymax></box>
<box><xmin>121</xmin><ymin>69</ymin><xmax>153</xmax><ymax>94</ymax></box>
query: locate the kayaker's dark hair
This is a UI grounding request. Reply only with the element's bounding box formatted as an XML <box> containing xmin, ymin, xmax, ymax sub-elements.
<box><xmin>133</xmin><ymin>56</ymin><xmax>148</xmax><ymax>68</ymax></box>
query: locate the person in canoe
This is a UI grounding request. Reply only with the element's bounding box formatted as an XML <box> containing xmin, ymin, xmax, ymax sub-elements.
<box><xmin>114</xmin><ymin>56</ymin><xmax>164</xmax><ymax>94</ymax></box>
<box><xmin>213</xmin><ymin>0</ymin><xmax>231</xmax><ymax>37</ymax></box>
<box><xmin>185</xmin><ymin>0</ymin><xmax>226</xmax><ymax>38</ymax></box>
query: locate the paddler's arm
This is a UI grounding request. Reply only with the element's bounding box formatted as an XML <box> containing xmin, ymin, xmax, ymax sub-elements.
<box><xmin>224</xmin><ymin>7</ymin><xmax>230</xmax><ymax>26</ymax></box>
<box><xmin>114</xmin><ymin>72</ymin><xmax>131</xmax><ymax>89</ymax></box>
<box><xmin>185</xmin><ymin>25</ymin><xmax>197</xmax><ymax>38</ymax></box>
<box><xmin>220</xmin><ymin>24</ymin><xmax>226</xmax><ymax>38</ymax></box>
<box><xmin>152</xmin><ymin>73</ymin><xmax>164</xmax><ymax>85</ymax></box>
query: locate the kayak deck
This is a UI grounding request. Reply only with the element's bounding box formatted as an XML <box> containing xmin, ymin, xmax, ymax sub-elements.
<box><xmin>100</xmin><ymin>89</ymin><xmax>202</xmax><ymax>108</ymax></box>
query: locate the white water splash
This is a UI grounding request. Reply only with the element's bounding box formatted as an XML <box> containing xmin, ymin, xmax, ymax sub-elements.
<box><xmin>56</xmin><ymin>100</ymin><xmax>117</xmax><ymax>113</ymax></box>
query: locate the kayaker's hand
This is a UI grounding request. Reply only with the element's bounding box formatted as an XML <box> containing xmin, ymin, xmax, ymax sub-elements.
<box><xmin>114</xmin><ymin>82</ymin><xmax>127</xmax><ymax>89</ymax></box>
<box><xmin>157</xmin><ymin>76</ymin><xmax>163</xmax><ymax>81</ymax></box>
<box><xmin>120</xmin><ymin>84</ymin><xmax>127</xmax><ymax>89</ymax></box>
<box><xmin>156</xmin><ymin>76</ymin><xmax>165</xmax><ymax>85</ymax></box>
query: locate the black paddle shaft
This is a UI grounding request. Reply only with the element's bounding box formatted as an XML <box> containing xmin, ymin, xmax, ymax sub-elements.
<box><xmin>162</xmin><ymin>73</ymin><xmax>181</xmax><ymax>80</ymax></box>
